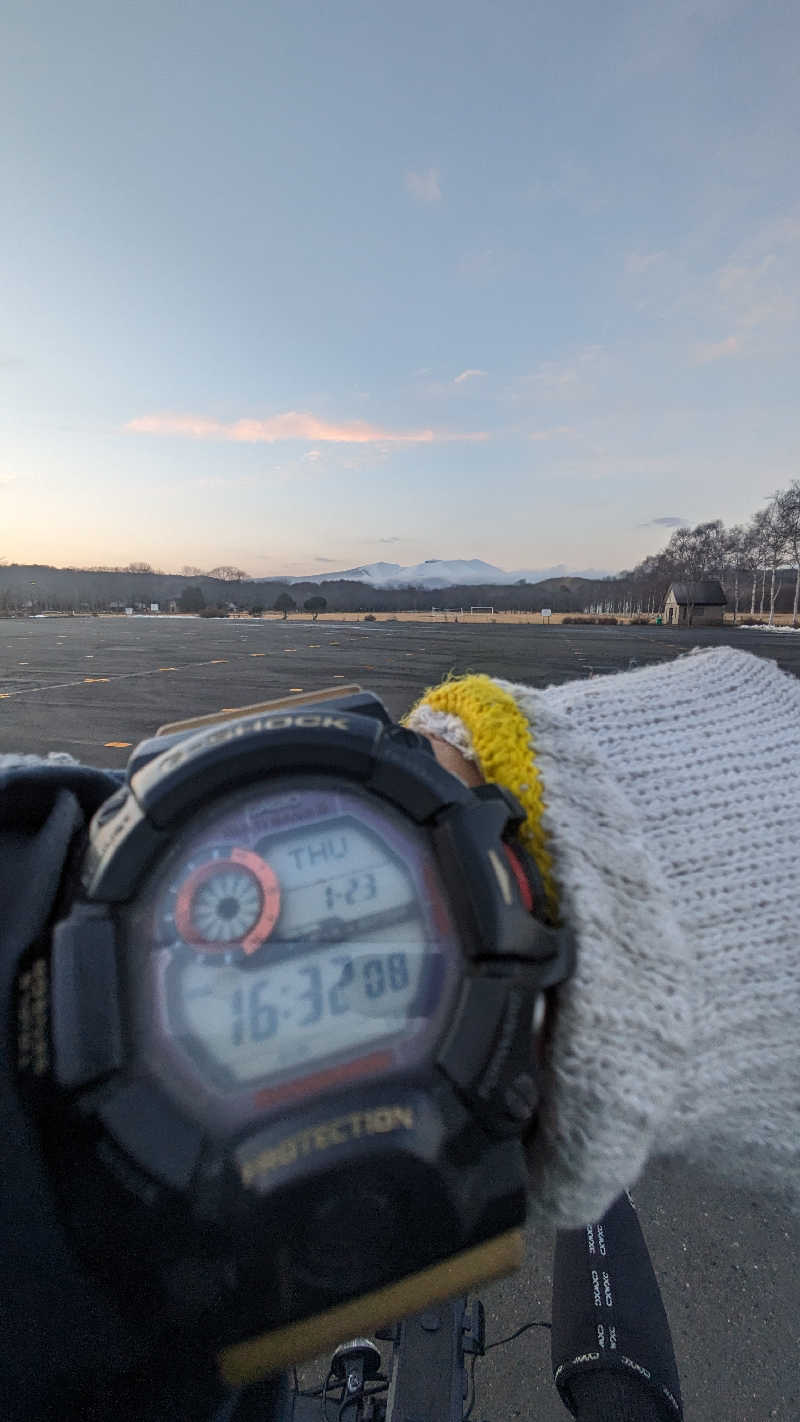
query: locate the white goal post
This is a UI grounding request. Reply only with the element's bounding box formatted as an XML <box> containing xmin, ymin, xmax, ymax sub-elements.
<box><xmin>469</xmin><ymin>605</ymin><xmax>494</xmax><ymax>614</ymax></box>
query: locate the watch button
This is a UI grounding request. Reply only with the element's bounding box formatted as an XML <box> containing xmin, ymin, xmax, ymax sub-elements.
<box><xmin>52</xmin><ymin>907</ymin><xmax>124</xmax><ymax>1089</ymax></box>
<box><xmin>503</xmin><ymin>1072</ymin><xmax>538</xmax><ymax>1124</ymax></box>
<box><xmin>439</xmin><ymin>979</ymin><xmax>539</xmax><ymax>1136</ymax></box>
<box><xmin>437</xmin><ymin>977</ymin><xmax>508</xmax><ymax>1094</ymax></box>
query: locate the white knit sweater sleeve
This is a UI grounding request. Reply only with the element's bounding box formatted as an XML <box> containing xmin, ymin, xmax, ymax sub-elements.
<box><xmin>407</xmin><ymin>646</ymin><xmax>800</xmax><ymax>1227</ymax></box>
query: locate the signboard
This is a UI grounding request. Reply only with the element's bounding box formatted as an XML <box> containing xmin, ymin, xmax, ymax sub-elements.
<box><xmin>541</xmin><ymin>608</ymin><xmax>552</xmax><ymax>619</ymax></box>
<box><xmin>125</xmin><ymin>607</ymin><xmax>134</xmax><ymax>616</ymax></box>
<box><xmin>150</xmin><ymin>603</ymin><xmax>159</xmax><ymax>613</ymax></box>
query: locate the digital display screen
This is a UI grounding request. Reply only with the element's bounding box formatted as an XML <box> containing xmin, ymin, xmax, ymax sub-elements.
<box><xmin>174</xmin><ymin>941</ymin><xmax>426</xmax><ymax>1082</ymax></box>
<box><xmin>126</xmin><ymin>778</ymin><xmax>459</xmax><ymax>1117</ymax></box>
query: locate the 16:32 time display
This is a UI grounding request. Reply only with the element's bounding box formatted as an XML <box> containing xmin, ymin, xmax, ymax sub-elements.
<box><xmin>229</xmin><ymin>951</ymin><xmax>410</xmax><ymax>1047</ymax></box>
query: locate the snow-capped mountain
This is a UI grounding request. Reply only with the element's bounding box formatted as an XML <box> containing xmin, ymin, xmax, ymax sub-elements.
<box><xmin>284</xmin><ymin>558</ymin><xmax>612</xmax><ymax>589</ymax></box>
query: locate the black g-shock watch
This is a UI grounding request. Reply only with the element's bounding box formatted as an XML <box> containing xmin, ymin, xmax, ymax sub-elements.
<box><xmin>17</xmin><ymin>687</ymin><xmax>573</xmax><ymax>1386</ymax></box>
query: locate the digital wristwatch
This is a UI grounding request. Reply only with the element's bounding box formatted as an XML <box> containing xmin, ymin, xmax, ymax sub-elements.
<box><xmin>17</xmin><ymin>687</ymin><xmax>574</xmax><ymax>1384</ymax></box>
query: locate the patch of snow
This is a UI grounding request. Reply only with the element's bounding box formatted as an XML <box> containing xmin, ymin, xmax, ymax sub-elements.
<box><xmin>735</xmin><ymin>623</ymin><xmax>800</xmax><ymax>632</ymax></box>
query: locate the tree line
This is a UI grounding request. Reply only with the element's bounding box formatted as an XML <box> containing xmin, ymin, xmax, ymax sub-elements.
<box><xmin>2</xmin><ymin>481</ymin><xmax>799</xmax><ymax>622</ymax></box>
<box><xmin>616</xmin><ymin>479</ymin><xmax>800</xmax><ymax>626</ymax></box>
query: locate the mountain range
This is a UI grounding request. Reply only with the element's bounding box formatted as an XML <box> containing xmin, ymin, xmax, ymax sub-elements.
<box><xmin>284</xmin><ymin>558</ymin><xmax>613</xmax><ymax>589</ymax></box>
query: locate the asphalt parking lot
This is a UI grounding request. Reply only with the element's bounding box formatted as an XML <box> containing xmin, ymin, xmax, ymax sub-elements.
<box><xmin>3</xmin><ymin>613</ymin><xmax>800</xmax><ymax>767</ymax></box>
<box><xmin>2</xmin><ymin>614</ymin><xmax>798</xmax><ymax>1420</ymax></box>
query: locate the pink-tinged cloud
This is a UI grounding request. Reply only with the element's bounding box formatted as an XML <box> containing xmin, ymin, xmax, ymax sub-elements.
<box><xmin>693</xmin><ymin>335</ymin><xmax>741</xmax><ymax>365</ymax></box>
<box><xmin>453</xmin><ymin>368</ymin><xmax>487</xmax><ymax>384</ymax></box>
<box><xmin>126</xmin><ymin>411</ymin><xmax>486</xmax><ymax>445</ymax></box>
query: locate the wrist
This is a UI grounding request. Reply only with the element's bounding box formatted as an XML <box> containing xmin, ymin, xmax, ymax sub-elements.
<box><xmin>423</xmin><ymin>735</ymin><xmax>484</xmax><ymax>788</ymax></box>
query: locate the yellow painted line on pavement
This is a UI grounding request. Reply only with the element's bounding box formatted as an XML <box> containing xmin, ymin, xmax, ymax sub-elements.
<box><xmin>250</xmin><ymin>652</ymin><xmax>265</xmax><ymax>657</ymax></box>
<box><xmin>105</xmin><ymin>741</ymin><xmax>132</xmax><ymax>748</ymax></box>
<box><xmin>84</xmin><ymin>677</ymin><xmax>110</xmax><ymax>683</ymax></box>
<box><xmin>210</xmin><ymin>659</ymin><xmax>228</xmax><ymax>664</ymax></box>
<box><xmin>158</xmin><ymin>666</ymin><xmax>178</xmax><ymax>671</ymax></box>
<box><xmin>289</xmin><ymin>687</ymin><xmax>304</xmax><ymax>692</ymax></box>
<box><xmin>0</xmin><ymin>653</ymin><xmax>294</xmax><ymax>702</ymax></box>
<box><xmin>333</xmin><ymin>674</ymin><xmax>345</xmax><ymax>679</ymax></box>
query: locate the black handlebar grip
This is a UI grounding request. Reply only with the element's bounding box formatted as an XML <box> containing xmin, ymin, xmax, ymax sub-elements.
<box><xmin>551</xmin><ymin>1191</ymin><xmax>683</xmax><ymax>1422</ymax></box>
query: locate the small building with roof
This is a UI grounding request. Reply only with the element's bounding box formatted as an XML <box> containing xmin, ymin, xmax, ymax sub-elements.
<box><xmin>663</xmin><ymin>580</ymin><xmax>727</xmax><ymax>627</ymax></box>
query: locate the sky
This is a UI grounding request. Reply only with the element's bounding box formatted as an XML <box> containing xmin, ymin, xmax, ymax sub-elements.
<box><xmin>2</xmin><ymin>0</ymin><xmax>799</xmax><ymax>579</ymax></box>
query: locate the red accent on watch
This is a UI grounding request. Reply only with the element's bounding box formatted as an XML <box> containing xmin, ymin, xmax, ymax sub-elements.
<box><xmin>502</xmin><ymin>843</ymin><xmax>534</xmax><ymax>912</ymax></box>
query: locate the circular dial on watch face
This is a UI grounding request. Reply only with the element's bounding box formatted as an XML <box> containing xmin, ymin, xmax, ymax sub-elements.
<box><xmin>172</xmin><ymin>847</ymin><xmax>281</xmax><ymax>958</ymax></box>
<box><xmin>125</xmin><ymin>778</ymin><xmax>460</xmax><ymax>1124</ymax></box>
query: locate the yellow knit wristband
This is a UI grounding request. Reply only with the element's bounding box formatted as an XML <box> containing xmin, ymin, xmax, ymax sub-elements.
<box><xmin>404</xmin><ymin>674</ymin><xmax>558</xmax><ymax>921</ymax></box>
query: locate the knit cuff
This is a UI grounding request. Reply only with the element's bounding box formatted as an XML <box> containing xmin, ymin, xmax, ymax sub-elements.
<box><xmin>404</xmin><ymin>675</ymin><xmax>559</xmax><ymax>920</ymax></box>
<box><xmin>407</xmin><ymin>677</ymin><xmax>693</xmax><ymax>1228</ymax></box>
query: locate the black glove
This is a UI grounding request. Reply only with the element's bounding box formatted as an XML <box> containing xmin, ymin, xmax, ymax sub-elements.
<box><xmin>0</xmin><ymin>763</ymin><xmax>230</xmax><ymax>1421</ymax></box>
<box><xmin>551</xmin><ymin>1191</ymin><xmax>683</xmax><ymax>1422</ymax></box>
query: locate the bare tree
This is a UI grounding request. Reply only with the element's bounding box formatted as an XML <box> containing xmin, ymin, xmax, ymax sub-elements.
<box><xmin>207</xmin><ymin>566</ymin><xmax>251</xmax><ymax>582</ymax></box>
<box><xmin>723</xmin><ymin>525</ymin><xmax>753</xmax><ymax>623</ymax></box>
<box><xmin>746</xmin><ymin>508</ymin><xmax>771</xmax><ymax>615</ymax></box>
<box><xmin>760</xmin><ymin>500</ymin><xmax>790</xmax><ymax>626</ymax></box>
<box><xmin>666</xmin><ymin>522</ymin><xmax>724</xmax><ymax>626</ymax></box>
<box><xmin>774</xmin><ymin>482</ymin><xmax>800</xmax><ymax>627</ymax></box>
<box><xmin>695</xmin><ymin>520</ymin><xmax>727</xmax><ymax>579</ymax></box>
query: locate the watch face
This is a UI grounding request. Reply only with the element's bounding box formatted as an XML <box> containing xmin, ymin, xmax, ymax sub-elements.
<box><xmin>123</xmin><ymin>777</ymin><xmax>462</xmax><ymax>1130</ymax></box>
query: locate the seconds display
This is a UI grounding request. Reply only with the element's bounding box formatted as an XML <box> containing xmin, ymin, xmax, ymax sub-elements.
<box><xmin>124</xmin><ymin>777</ymin><xmax>461</xmax><ymax>1127</ymax></box>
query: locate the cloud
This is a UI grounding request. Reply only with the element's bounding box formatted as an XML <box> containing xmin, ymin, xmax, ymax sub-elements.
<box><xmin>623</xmin><ymin>214</ymin><xmax>800</xmax><ymax>362</ymax></box>
<box><xmin>640</xmin><ymin>516</ymin><xmax>689</xmax><ymax>528</ymax></box>
<box><xmin>529</xmin><ymin>425</ymin><xmax>578</xmax><ymax>441</ymax></box>
<box><xmin>315</xmin><ymin>556</ymin><xmax>336</xmax><ymax>563</ymax></box>
<box><xmin>512</xmin><ymin>347</ymin><xmax>605</xmax><ymax>402</ymax></box>
<box><xmin>453</xmin><ymin>369</ymin><xmax>487</xmax><ymax>385</ymax></box>
<box><xmin>538</xmin><ymin>352</ymin><xmax>599</xmax><ymax>390</ymax></box>
<box><xmin>745</xmin><ymin>212</ymin><xmax>800</xmax><ymax>256</ymax></box>
<box><xmin>301</xmin><ymin>449</ymin><xmax>323</xmax><ymax>463</ymax></box>
<box><xmin>624</xmin><ymin>250</ymin><xmax>667</xmax><ymax>275</ymax></box>
<box><xmin>693</xmin><ymin>334</ymin><xmax>741</xmax><ymax>364</ymax></box>
<box><xmin>405</xmin><ymin>168</ymin><xmax>441</xmax><ymax>203</ymax></box>
<box><xmin>377</xmin><ymin>536</ymin><xmax>402</xmax><ymax>543</ymax></box>
<box><xmin>127</xmin><ymin>411</ymin><xmax>486</xmax><ymax>445</ymax></box>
